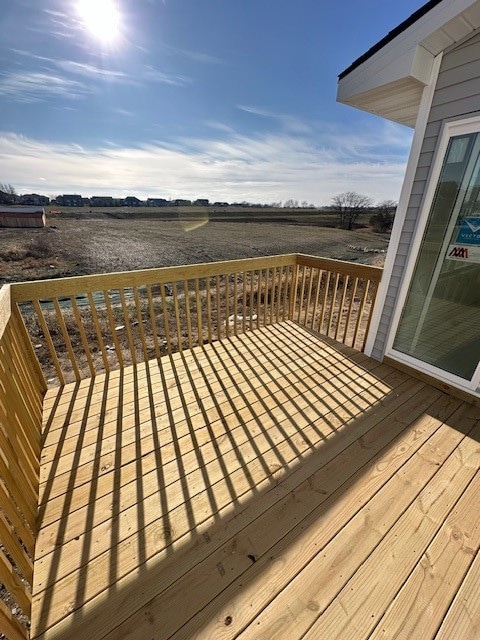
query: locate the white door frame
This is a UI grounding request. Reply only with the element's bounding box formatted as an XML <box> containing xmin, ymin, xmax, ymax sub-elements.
<box><xmin>384</xmin><ymin>115</ymin><xmax>480</xmax><ymax>394</ymax></box>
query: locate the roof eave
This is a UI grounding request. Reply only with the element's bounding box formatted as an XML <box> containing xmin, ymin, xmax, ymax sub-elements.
<box><xmin>337</xmin><ymin>0</ymin><xmax>480</xmax><ymax>126</ymax></box>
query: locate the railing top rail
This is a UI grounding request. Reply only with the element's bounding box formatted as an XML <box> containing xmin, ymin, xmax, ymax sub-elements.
<box><xmin>10</xmin><ymin>253</ymin><xmax>298</xmax><ymax>303</ymax></box>
<box><xmin>0</xmin><ymin>285</ymin><xmax>11</xmax><ymax>340</ymax></box>
<box><xmin>296</xmin><ymin>254</ymin><xmax>383</xmax><ymax>281</ymax></box>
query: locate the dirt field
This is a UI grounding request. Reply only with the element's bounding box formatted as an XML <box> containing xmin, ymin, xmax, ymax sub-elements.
<box><xmin>0</xmin><ymin>209</ymin><xmax>389</xmax><ymax>285</ymax></box>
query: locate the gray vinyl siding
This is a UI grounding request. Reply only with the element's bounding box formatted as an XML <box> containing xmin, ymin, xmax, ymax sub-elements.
<box><xmin>371</xmin><ymin>29</ymin><xmax>480</xmax><ymax>361</ymax></box>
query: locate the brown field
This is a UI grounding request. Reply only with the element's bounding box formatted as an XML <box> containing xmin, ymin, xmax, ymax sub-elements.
<box><xmin>0</xmin><ymin>207</ymin><xmax>388</xmax><ymax>286</ymax></box>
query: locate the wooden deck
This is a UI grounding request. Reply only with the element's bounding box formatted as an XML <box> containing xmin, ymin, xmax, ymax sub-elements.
<box><xmin>32</xmin><ymin>321</ymin><xmax>480</xmax><ymax>640</ymax></box>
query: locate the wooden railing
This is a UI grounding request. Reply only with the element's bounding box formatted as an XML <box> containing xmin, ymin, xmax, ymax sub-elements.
<box><xmin>9</xmin><ymin>254</ymin><xmax>382</xmax><ymax>388</ymax></box>
<box><xmin>0</xmin><ymin>286</ymin><xmax>46</xmax><ymax>640</ymax></box>
<box><xmin>293</xmin><ymin>255</ymin><xmax>382</xmax><ymax>352</ymax></box>
<box><xmin>11</xmin><ymin>255</ymin><xmax>298</xmax><ymax>386</ymax></box>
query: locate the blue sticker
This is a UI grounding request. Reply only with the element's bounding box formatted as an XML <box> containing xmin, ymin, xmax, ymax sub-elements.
<box><xmin>455</xmin><ymin>217</ymin><xmax>480</xmax><ymax>245</ymax></box>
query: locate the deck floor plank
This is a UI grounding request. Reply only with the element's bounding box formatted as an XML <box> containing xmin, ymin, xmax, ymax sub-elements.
<box><xmin>178</xmin><ymin>395</ymin><xmax>466</xmax><ymax>640</ymax></box>
<box><xmin>300</xmin><ymin>414</ymin><xmax>480</xmax><ymax>640</ymax></box>
<box><xmin>434</xmin><ymin>546</ymin><xmax>480</xmax><ymax>639</ymax></box>
<box><xmin>30</xmin><ymin>322</ymin><xmax>480</xmax><ymax>640</ymax></box>
<box><xmin>369</xmin><ymin>470</ymin><xmax>480</xmax><ymax>640</ymax></box>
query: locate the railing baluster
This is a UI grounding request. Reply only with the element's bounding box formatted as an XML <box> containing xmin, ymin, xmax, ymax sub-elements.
<box><xmin>327</xmin><ymin>272</ymin><xmax>340</xmax><ymax>337</ymax></box>
<box><xmin>352</xmin><ymin>279</ymin><xmax>370</xmax><ymax>349</ymax></box>
<box><xmin>32</xmin><ymin>299</ymin><xmax>65</xmax><ymax>385</ymax></box>
<box><xmin>225</xmin><ymin>274</ymin><xmax>230</xmax><ymax>339</ymax></box>
<box><xmin>268</xmin><ymin>267</ymin><xmax>274</xmax><ymax>324</ymax></box>
<box><xmin>296</xmin><ymin>265</ymin><xmax>306</xmax><ymax>323</ymax></box>
<box><xmin>263</xmin><ymin>268</ymin><xmax>269</xmax><ymax>326</ymax></box>
<box><xmin>304</xmin><ymin>266</ymin><xmax>314</xmax><ymax>326</ymax></box>
<box><xmin>87</xmin><ymin>291</ymin><xmax>110</xmax><ymax>373</ymax></box>
<box><xmin>249</xmin><ymin>270</ymin><xmax>255</xmax><ymax>331</ymax></box>
<box><xmin>160</xmin><ymin>283</ymin><xmax>172</xmax><ymax>355</ymax></box>
<box><xmin>70</xmin><ymin>296</ymin><xmax>95</xmax><ymax>377</ymax></box>
<box><xmin>206</xmin><ymin>277</ymin><xmax>213</xmax><ymax>344</ymax></box>
<box><xmin>233</xmin><ymin>273</ymin><xmax>238</xmax><ymax>336</ymax></box>
<box><xmin>146</xmin><ymin>284</ymin><xmax>161</xmax><ymax>360</ymax></box>
<box><xmin>52</xmin><ymin>298</ymin><xmax>80</xmax><ymax>381</ymax></box>
<box><xmin>317</xmin><ymin>270</ymin><xmax>331</xmax><ymax>334</ymax></box>
<box><xmin>215</xmin><ymin>275</ymin><xmax>222</xmax><ymax>340</ymax></box>
<box><xmin>172</xmin><ymin>280</ymin><xmax>183</xmax><ymax>353</ymax></box>
<box><xmin>195</xmin><ymin>278</ymin><xmax>203</xmax><ymax>346</ymax></box>
<box><xmin>242</xmin><ymin>272</ymin><xmax>247</xmax><ymax>334</ymax></box>
<box><xmin>133</xmin><ymin>286</ymin><xmax>148</xmax><ymax>362</ymax></box>
<box><xmin>281</xmin><ymin>266</ymin><xmax>288</xmax><ymax>322</ymax></box>
<box><xmin>343</xmin><ymin>276</ymin><xmax>359</xmax><ymax>344</ymax></box>
<box><xmin>103</xmin><ymin>290</ymin><xmax>124</xmax><ymax>368</ymax></box>
<box><xmin>362</xmin><ymin>279</ymin><xmax>378</xmax><ymax>352</ymax></box>
<box><xmin>256</xmin><ymin>270</ymin><xmax>262</xmax><ymax>329</ymax></box>
<box><xmin>183</xmin><ymin>280</ymin><xmax>193</xmax><ymax>350</ymax></box>
<box><xmin>289</xmin><ymin>263</ymin><xmax>299</xmax><ymax>321</ymax></box>
<box><xmin>311</xmin><ymin>268</ymin><xmax>322</xmax><ymax>330</ymax></box>
<box><xmin>275</xmin><ymin>266</ymin><xmax>282</xmax><ymax>324</ymax></box>
<box><xmin>335</xmin><ymin>275</ymin><xmax>349</xmax><ymax>341</ymax></box>
<box><xmin>118</xmin><ymin>288</ymin><xmax>137</xmax><ymax>365</ymax></box>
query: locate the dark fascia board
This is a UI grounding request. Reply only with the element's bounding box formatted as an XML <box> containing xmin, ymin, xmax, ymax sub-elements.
<box><xmin>338</xmin><ymin>0</ymin><xmax>444</xmax><ymax>80</ymax></box>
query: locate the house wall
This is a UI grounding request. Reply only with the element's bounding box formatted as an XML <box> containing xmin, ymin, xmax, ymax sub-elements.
<box><xmin>371</xmin><ymin>29</ymin><xmax>480</xmax><ymax>363</ymax></box>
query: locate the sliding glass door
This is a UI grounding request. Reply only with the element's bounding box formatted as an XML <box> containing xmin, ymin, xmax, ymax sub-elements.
<box><xmin>392</xmin><ymin>127</ymin><xmax>480</xmax><ymax>389</ymax></box>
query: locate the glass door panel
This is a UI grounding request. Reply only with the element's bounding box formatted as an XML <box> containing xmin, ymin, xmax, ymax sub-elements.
<box><xmin>393</xmin><ymin>132</ymin><xmax>480</xmax><ymax>384</ymax></box>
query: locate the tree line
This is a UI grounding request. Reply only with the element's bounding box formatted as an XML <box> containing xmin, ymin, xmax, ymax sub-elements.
<box><xmin>331</xmin><ymin>192</ymin><xmax>396</xmax><ymax>232</ymax></box>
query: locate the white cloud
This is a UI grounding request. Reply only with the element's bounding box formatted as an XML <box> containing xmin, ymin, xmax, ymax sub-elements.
<box><xmin>238</xmin><ymin>105</ymin><xmax>313</xmax><ymax>134</ymax></box>
<box><xmin>10</xmin><ymin>49</ymin><xmax>190</xmax><ymax>90</ymax></box>
<box><xmin>0</xmin><ymin>124</ymin><xmax>409</xmax><ymax>204</ymax></box>
<box><xmin>204</xmin><ymin>121</ymin><xmax>236</xmax><ymax>134</ymax></box>
<box><xmin>54</xmin><ymin>60</ymin><xmax>127</xmax><ymax>80</ymax></box>
<box><xmin>163</xmin><ymin>44</ymin><xmax>223</xmax><ymax>65</ymax></box>
<box><xmin>0</xmin><ymin>72</ymin><xmax>87</xmax><ymax>103</ymax></box>
<box><xmin>142</xmin><ymin>66</ymin><xmax>192</xmax><ymax>86</ymax></box>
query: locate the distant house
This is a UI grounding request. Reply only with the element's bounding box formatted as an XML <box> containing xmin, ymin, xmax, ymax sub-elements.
<box><xmin>90</xmin><ymin>196</ymin><xmax>115</xmax><ymax>207</ymax></box>
<box><xmin>82</xmin><ymin>197</ymin><xmax>91</xmax><ymax>206</ymax></box>
<box><xmin>172</xmin><ymin>199</ymin><xmax>192</xmax><ymax>206</ymax></box>
<box><xmin>57</xmin><ymin>194</ymin><xmax>83</xmax><ymax>207</ymax></box>
<box><xmin>123</xmin><ymin>196</ymin><xmax>143</xmax><ymax>207</ymax></box>
<box><xmin>0</xmin><ymin>206</ymin><xmax>46</xmax><ymax>228</ymax></box>
<box><xmin>19</xmin><ymin>194</ymin><xmax>50</xmax><ymax>206</ymax></box>
<box><xmin>147</xmin><ymin>198</ymin><xmax>169</xmax><ymax>207</ymax></box>
<box><xmin>194</xmin><ymin>199</ymin><xmax>209</xmax><ymax>207</ymax></box>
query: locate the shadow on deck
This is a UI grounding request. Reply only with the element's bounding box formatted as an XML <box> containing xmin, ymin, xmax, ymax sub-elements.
<box><xmin>32</xmin><ymin>321</ymin><xmax>480</xmax><ymax>640</ymax></box>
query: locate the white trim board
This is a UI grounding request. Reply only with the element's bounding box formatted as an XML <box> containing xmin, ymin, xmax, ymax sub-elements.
<box><xmin>364</xmin><ymin>53</ymin><xmax>443</xmax><ymax>358</ymax></box>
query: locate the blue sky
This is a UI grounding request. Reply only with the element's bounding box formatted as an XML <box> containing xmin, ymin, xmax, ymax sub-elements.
<box><xmin>0</xmin><ymin>0</ymin><xmax>427</xmax><ymax>204</ymax></box>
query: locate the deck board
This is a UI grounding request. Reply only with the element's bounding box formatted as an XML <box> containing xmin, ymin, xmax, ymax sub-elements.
<box><xmin>31</xmin><ymin>321</ymin><xmax>480</xmax><ymax>640</ymax></box>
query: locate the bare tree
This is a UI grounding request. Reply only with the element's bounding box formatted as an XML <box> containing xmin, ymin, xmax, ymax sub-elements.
<box><xmin>370</xmin><ymin>200</ymin><xmax>397</xmax><ymax>232</ymax></box>
<box><xmin>0</xmin><ymin>183</ymin><xmax>18</xmax><ymax>204</ymax></box>
<box><xmin>0</xmin><ymin>183</ymin><xmax>16</xmax><ymax>194</ymax></box>
<box><xmin>332</xmin><ymin>191</ymin><xmax>373</xmax><ymax>230</ymax></box>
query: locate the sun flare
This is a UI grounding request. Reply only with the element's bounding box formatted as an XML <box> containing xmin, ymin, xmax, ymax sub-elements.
<box><xmin>77</xmin><ymin>0</ymin><xmax>121</xmax><ymax>43</ymax></box>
